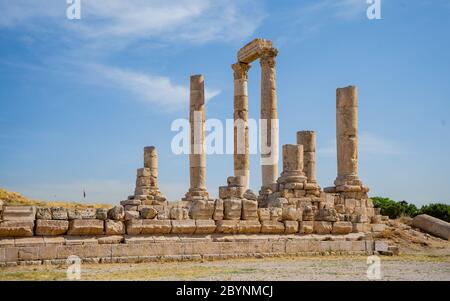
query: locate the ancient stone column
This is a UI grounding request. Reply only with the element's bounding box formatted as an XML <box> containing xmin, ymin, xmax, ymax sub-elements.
<box><xmin>334</xmin><ymin>86</ymin><xmax>361</xmax><ymax>187</ymax></box>
<box><xmin>260</xmin><ymin>48</ymin><xmax>279</xmax><ymax>188</ymax></box>
<box><xmin>279</xmin><ymin>144</ymin><xmax>306</xmax><ymax>183</ymax></box>
<box><xmin>185</xmin><ymin>74</ymin><xmax>208</xmax><ymax>200</ymax></box>
<box><xmin>144</xmin><ymin>146</ymin><xmax>158</xmax><ymax>187</ymax></box>
<box><xmin>232</xmin><ymin>62</ymin><xmax>251</xmax><ymax>190</ymax></box>
<box><xmin>297</xmin><ymin>131</ymin><xmax>317</xmax><ymax>183</ymax></box>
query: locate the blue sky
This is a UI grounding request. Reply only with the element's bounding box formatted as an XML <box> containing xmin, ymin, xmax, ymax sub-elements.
<box><xmin>0</xmin><ymin>0</ymin><xmax>449</xmax><ymax>206</ymax></box>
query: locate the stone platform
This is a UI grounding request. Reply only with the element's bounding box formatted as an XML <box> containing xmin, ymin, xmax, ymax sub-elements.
<box><xmin>0</xmin><ymin>233</ymin><xmax>386</xmax><ymax>266</ymax></box>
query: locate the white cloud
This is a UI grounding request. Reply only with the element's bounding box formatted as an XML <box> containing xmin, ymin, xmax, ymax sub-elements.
<box><xmin>93</xmin><ymin>65</ymin><xmax>220</xmax><ymax>111</ymax></box>
<box><xmin>0</xmin><ymin>0</ymin><xmax>264</xmax><ymax>45</ymax></box>
<box><xmin>318</xmin><ymin>131</ymin><xmax>405</xmax><ymax>157</ymax></box>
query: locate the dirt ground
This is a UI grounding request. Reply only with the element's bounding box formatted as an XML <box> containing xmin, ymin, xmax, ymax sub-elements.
<box><xmin>0</xmin><ymin>253</ymin><xmax>449</xmax><ymax>281</ymax></box>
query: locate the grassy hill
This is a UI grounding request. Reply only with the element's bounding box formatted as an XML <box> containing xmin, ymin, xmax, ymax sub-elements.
<box><xmin>0</xmin><ymin>188</ymin><xmax>111</xmax><ymax>209</ymax></box>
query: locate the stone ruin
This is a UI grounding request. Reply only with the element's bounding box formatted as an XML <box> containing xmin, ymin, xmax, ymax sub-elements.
<box><xmin>0</xmin><ymin>39</ymin><xmax>396</xmax><ymax>266</ymax></box>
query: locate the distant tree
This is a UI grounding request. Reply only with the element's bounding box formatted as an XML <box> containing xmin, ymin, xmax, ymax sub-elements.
<box><xmin>419</xmin><ymin>203</ymin><xmax>450</xmax><ymax>222</ymax></box>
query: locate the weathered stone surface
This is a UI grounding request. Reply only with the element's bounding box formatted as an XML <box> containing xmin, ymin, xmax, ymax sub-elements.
<box><xmin>269</xmin><ymin>207</ymin><xmax>282</xmax><ymax>222</ymax></box>
<box><xmin>299</xmin><ymin>221</ymin><xmax>314</xmax><ymax>234</ymax></box>
<box><xmin>352</xmin><ymin>222</ymin><xmax>371</xmax><ymax>233</ymax></box>
<box><xmin>261</xmin><ymin>221</ymin><xmax>285</xmax><ymax>234</ymax></box>
<box><xmin>96</xmin><ymin>208</ymin><xmax>108</xmax><ymax>220</ymax></box>
<box><xmin>258</xmin><ymin>208</ymin><xmax>270</xmax><ymax>222</ymax></box>
<box><xmin>35</xmin><ymin>220</ymin><xmax>68</xmax><ymax>236</ymax></box>
<box><xmin>2</xmin><ymin>206</ymin><xmax>36</xmax><ymax>222</ymax></box>
<box><xmin>51</xmin><ymin>207</ymin><xmax>68</xmax><ymax>220</ymax></box>
<box><xmin>125</xmin><ymin>219</ymin><xmax>142</xmax><ymax>235</ymax></box>
<box><xmin>215</xmin><ymin>220</ymin><xmax>239</xmax><ymax>234</ymax></box>
<box><xmin>213</xmin><ymin>199</ymin><xmax>224</xmax><ymax>220</ymax></box>
<box><xmin>412</xmin><ymin>214</ymin><xmax>450</xmax><ymax>240</ymax></box>
<box><xmin>331</xmin><ymin>221</ymin><xmax>353</xmax><ymax>234</ymax></box>
<box><xmin>223</xmin><ymin>198</ymin><xmax>242</xmax><ymax>220</ymax></box>
<box><xmin>371</xmin><ymin>224</ymin><xmax>387</xmax><ymax>232</ymax></box>
<box><xmin>105</xmin><ymin>220</ymin><xmax>125</xmax><ymax>235</ymax></box>
<box><xmin>140</xmin><ymin>207</ymin><xmax>157</xmax><ymax>219</ymax></box>
<box><xmin>140</xmin><ymin>220</ymin><xmax>171</xmax><ymax>234</ymax></box>
<box><xmin>189</xmin><ymin>199</ymin><xmax>215</xmax><ymax>220</ymax></box>
<box><xmin>170</xmin><ymin>206</ymin><xmax>189</xmax><ymax>220</ymax></box>
<box><xmin>241</xmin><ymin>199</ymin><xmax>258</xmax><ymax>220</ymax></box>
<box><xmin>67</xmin><ymin>219</ymin><xmax>104</xmax><ymax>236</ymax></box>
<box><xmin>120</xmin><ymin>200</ymin><xmax>141</xmax><ymax>206</ymax></box>
<box><xmin>195</xmin><ymin>220</ymin><xmax>216</xmax><ymax>234</ymax></box>
<box><xmin>282</xmin><ymin>207</ymin><xmax>301</xmax><ymax>221</ymax></box>
<box><xmin>81</xmin><ymin>208</ymin><xmax>96</xmax><ymax>219</ymax></box>
<box><xmin>238</xmin><ymin>220</ymin><xmax>261</xmax><ymax>234</ymax></box>
<box><xmin>67</xmin><ymin>209</ymin><xmax>82</xmax><ymax>220</ymax></box>
<box><xmin>284</xmin><ymin>221</ymin><xmax>299</xmax><ymax>234</ymax></box>
<box><xmin>314</xmin><ymin>221</ymin><xmax>332</xmax><ymax>234</ymax></box>
<box><xmin>243</xmin><ymin>189</ymin><xmax>257</xmax><ymax>201</ymax></box>
<box><xmin>97</xmin><ymin>235</ymin><xmax>124</xmax><ymax>244</ymax></box>
<box><xmin>36</xmin><ymin>208</ymin><xmax>52</xmax><ymax>220</ymax></box>
<box><xmin>171</xmin><ymin>220</ymin><xmax>196</xmax><ymax>234</ymax></box>
<box><xmin>124</xmin><ymin>210</ymin><xmax>140</xmax><ymax>221</ymax></box>
<box><xmin>0</xmin><ymin>221</ymin><xmax>34</xmax><ymax>237</ymax></box>
<box><xmin>108</xmin><ymin>206</ymin><xmax>125</xmax><ymax>221</ymax></box>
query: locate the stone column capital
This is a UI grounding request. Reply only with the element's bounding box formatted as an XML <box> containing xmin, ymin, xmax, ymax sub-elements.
<box><xmin>259</xmin><ymin>48</ymin><xmax>278</xmax><ymax>68</ymax></box>
<box><xmin>232</xmin><ymin>62</ymin><xmax>251</xmax><ymax>80</ymax></box>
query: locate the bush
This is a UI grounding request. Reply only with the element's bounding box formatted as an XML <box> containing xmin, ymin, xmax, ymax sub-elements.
<box><xmin>419</xmin><ymin>203</ymin><xmax>450</xmax><ymax>222</ymax></box>
<box><xmin>371</xmin><ymin>197</ymin><xmax>418</xmax><ymax>219</ymax></box>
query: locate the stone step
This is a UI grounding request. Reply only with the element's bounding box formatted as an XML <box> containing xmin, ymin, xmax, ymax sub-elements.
<box><xmin>1</xmin><ymin>206</ymin><xmax>36</xmax><ymax>221</ymax></box>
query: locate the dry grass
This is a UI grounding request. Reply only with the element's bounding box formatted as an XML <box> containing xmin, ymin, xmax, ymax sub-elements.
<box><xmin>0</xmin><ymin>188</ymin><xmax>111</xmax><ymax>209</ymax></box>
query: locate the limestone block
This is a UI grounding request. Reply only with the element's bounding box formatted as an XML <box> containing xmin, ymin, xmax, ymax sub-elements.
<box><xmin>125</xmin><ymin>205</ymin><xmax>138</xmax><ymax>211</ymax></box>
<box><xmin>81</xmin><ymin>208</ymin><xmax>96</xmax><ymax>219</ymax></box>
<box><xmin>0</xmin><ymin>221</ymin><xmax>34</xmax><ymax>237</ymax></box>
<box><xmin>108</xmin><ymin>206</ymin><xmax>125</xmax><ymax>221</ymax></box>
<box><xmin>213</xmin><ymin>199</ymin><xmax>224</xmax><ymax>220</ymax></box>
<box><xmin>282</xmin><ymin>207</ymin><xmax>301</xmax><ymax>221</ymax></box>
<box><xmin>215</xmin><ymin>220</ymin><xmax>239</xmax><ymax>234</ymax></box>
<box><xmin>352</xmin><ymin>222</ymin><xmax>371</xmax><ymax>233</ymax></box>
<box><xmin>258</xmin><ymin>208</ymin><xmax>270</xmax><ymax>222</ymax></box>
<box><xmin>299</xmin><ymin>221</ymin><xmax>314</xmax><ymax>234</ymax></box>
<box><xmin>238</xmin><ymin>220</ymin><xmax>261</xmax><ymax>234</ymax></box>
<box><xmin>314</xmin><ymin>221</ymin><xmax>332</xmax><ymax>234</ymax></box>
<box><xmin>140</xmin><ymin>220</ymin><xmax>171</xmax><ymax>234</ymax></box>
<box><xmin>331</xmin><ymin>221</ymin><xmax>353</xmax><ymax>234</ymax></box>
<box><xmin>269</xmin><ymin>207</ymin><xmax>282</xmax><ymax>222</ymax></box>
<box><xmin>261</xmin><ymin>221</ymin><xmax>285</xmax><ymax>234</ymax></box>
<box><xmin>195</xmin><ymin>220</ymin><xmax>216</xmax><ymax>234</ymax></box>
<box><xmin>140</xmin><ymin>207</ymin><xmax>157</xmax><ymax>219</ymax></box>
<box><xmin>51</xmin><ymin>207</ymin><xmax>68</xmax><ymax>220</ymax></box>
<box><xmin>36</xmin><ymin>208</ymin><xmax>52</xmax><ymax>220</ymax></box>
<box><xmin>97</xmin><ymin>235</ymin><xmax>124</xmax><ymax>244</ymax></box>
<box><xmin>126</xmin><ymin>219</ymin><xmax>142</xmax><ymax>235</ymax></box>
<box><xmin>227</xmin><ymin>176</ymin><xmax>245</xmax><ymax>187</ymax></box>
<box><xmin>137</xmin><ymin>167</ymin><xmax>151</xmax><ymax>177</ymax></box>
<box><xmin>284</xmin><ymin>221</ymin><xmax>299</xmax><ymax>234</ymax></box>
<box><xmin>189</xmin><ymin>199</ymin><xmax>215</xmax><ymax>220</ymax></box>
<box><xmin>120</xmin><ymin>200</ymin><xmax>141</xmax><ymax>206</ymax></box>
<box><xmin>67</xmin><ymin>219</ymin><xmax>104</xmax><ymax>236</ymax></box>
<box><xmin>105</xmin><ymin>220</ymin><xmax>125</xmax><ymax>235</ymax></box>
<box><xmin>171</xmin><ymin>220</ymin><xmax>196</xmax><ymax>234</ymax></box>
<box><xmin>223</xmin><ymin>198</ymin><xmax>242</xmax><ymax>220</ymax></box>
<box><xmin>241</xmin><ymin>199</ymin><xmax>258</xmax><ymax>220</ymax></box>
<box><xmin>375</xmin><ymin>240</ymin><xmax>389</xmax><ymax>252</ymax></box>
<box><xmin>170</xmin><ymin>207</ymin><xmax>189</xmax><ymax>220</ymax></box>
<box><xmin>124</xmin><ymin>210</ymin><xmax>140</xmax><ymax>221</ymax></box>
<box><xmin>2</xmin><ymin>206</ymin><xmax>36</xmax><ymax>221</ymax></box>
<box><xmin>67</xmin><ymin>209</ymin><xmax>82</xmax><ymax>220</ymax></box>
<box><xmin>96</xmin><ymin>208</ymin><xmax>108</xmax><ymax>220</ymax></box>
<box><xmin>412</xmin><ymin>214</ymin><xmax>450</xmax><ymax>240</ymax></box>
<box><xmin>35</xmin><ymin>220</ymin><xmax>69</xmax><ymax>236</ymax></box>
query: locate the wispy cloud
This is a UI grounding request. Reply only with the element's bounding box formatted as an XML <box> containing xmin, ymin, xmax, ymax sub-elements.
<box><xmin>318</xmin><ymin>131</ymin><xmax>406</xmax><ymax>157</ymax></box>
<box><xmin>93</xmin><ymin>65</ymin><xmax>220</xmax><ymax>111</ymax></box>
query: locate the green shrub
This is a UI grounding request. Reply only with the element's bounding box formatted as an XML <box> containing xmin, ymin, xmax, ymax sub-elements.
<box><xmin>419</xmin><ymin>203</ymin><xmax>450</xmax><ymax>222</ymax></box>
<box><xmin>371</xmin><ymin>197</ymin><xmax>418</xmax><ymax>219</ymax></box>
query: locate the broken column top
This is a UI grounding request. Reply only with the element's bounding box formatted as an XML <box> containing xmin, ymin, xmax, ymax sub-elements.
<box><xmin>237</xmin><ymin>38</ymin><xmax>274</xmax><ymax>64</ymax></box>
<box><xmin>336</xmin><ymin>85</ymin><xmax>358</xmax><ymax>108</ymax></box>
<box><xmin>297</xmin><ymin>131</ymin><xmax>316</xmax><ymax>152</ymax></box>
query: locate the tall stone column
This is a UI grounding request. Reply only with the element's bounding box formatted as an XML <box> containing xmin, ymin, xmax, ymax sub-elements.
<box><xmin>260</xmin><ymin>48</ymin><xmax>279</xmax><ymax>188</ymax></box>
<box><xmin>297</xmin><ymin>131</ymin><xmax>317</xmax><ymax>184</ymax></box>
<box><xmin>334</xmin><ymin>86</ymin><xmax>361</xmax><ymax>187</ymax></box>
<box><xmin>232</xmin><ymin>62</ymin><xmax>251</xmax><ymax>190</ymax></box>
<box><xmin>185</xmin><ymin>74</ymin><xmax>208</xmax><ymax>201</ymax></box>
<box><xmin>144</xmin><ymin>146</ymin><xmax>158</xmax><ymax>187</ymax></box>
<box><xmin>134</xmin><ymin>146</ymin><xmax>162</xmax><ymax>197</ymax></box>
